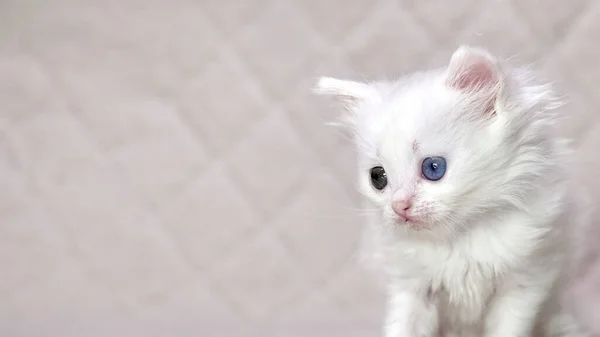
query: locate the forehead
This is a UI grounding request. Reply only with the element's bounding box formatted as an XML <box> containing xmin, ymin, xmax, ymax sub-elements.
<box><xmin>377</xmin><ymin>85</ymin><xmax>457</xmax><ymax>148</ymax></box>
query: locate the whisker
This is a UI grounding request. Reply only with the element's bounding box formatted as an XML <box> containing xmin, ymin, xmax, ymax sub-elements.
<box><xmin>311</xmin><ymin>213</ymin><xmax>376</xmax><ymax>220</ymax></box>
<box><xmin>333</xmin><ymin>202</ymin><xmax>379</xmax><ymax>213</ymax></box>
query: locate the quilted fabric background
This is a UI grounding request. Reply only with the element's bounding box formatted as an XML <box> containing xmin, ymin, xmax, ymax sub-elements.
<box><xmin>2</xmin><ymin>0</ymin><xmax>600</xmax><ymax>336</ymax></box>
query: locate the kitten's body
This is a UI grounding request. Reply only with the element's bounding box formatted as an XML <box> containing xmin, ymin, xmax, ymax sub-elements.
<box><xmin>316</xmin><ymin>46</ymin><xmax>589</xmax><ymax>337</ymax></box>
<box><xmin>364</xmin><ymin>193</ymin><xmax>577</xmax><ymax>337</ymax></box>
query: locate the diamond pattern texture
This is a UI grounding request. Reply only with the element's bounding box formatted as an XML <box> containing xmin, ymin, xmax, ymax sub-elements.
<box><xmin>1</xmin><ymin>0</ymin><xmax>600</xmax><ymax>336</ymax></box>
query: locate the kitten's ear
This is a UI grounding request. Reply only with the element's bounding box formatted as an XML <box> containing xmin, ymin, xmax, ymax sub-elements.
<box><xmin>445</xmin><ymin>46</ymin><xmax>503</xmax><ymax>113</ymax></box>
<box><xmin>313</xmin><ymin>76</ymin><xmax>376</xmax><ymax>128</ymax></box>
<box><xmin>446</xmin><ymin>46</ymin><xmax>502</xmax><ymax>91</ymax></box>
<box><xmin>313</xmin><ymin>76</ymin><xmax>374</xmax><ymax>108</ymax></box>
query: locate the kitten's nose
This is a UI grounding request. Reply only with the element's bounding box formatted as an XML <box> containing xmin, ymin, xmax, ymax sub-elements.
<box><xmin>392</xmin><ymin>199</ymin><xmax>412</xmax><ymax>217</ymax></box>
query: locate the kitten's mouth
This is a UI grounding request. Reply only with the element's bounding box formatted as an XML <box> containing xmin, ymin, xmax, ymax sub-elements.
<box><xmin>395</xmin><ymin>215</ymin><xmax>427</xmax><ymax>229</ymax></box>
<box><xmin>396</xmin><ymin>215</ymin><xmax>415</xmax><ymax>224</ymax></box>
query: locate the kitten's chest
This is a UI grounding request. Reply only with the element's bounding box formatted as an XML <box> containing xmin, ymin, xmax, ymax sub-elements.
<box><xmin>419</xmin><ymin>250</ymin><xmax>499</xmax><ymax>326</ymax></box>
<box><xmin>435</xmin><ymin>280</ymin><xmax>495</xmax><ymax>330</ymax></box>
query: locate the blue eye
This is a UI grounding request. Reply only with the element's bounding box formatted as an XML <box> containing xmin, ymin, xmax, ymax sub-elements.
<box><xmin>421</xmin><ymin>156</ymin><xmax>447</xmax><ymax>181</ymax></box>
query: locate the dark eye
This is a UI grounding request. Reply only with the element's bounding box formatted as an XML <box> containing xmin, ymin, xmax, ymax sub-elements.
<box><xmin>421</xmin><ymin>156</ymin><xmax>447</xmax><ymax>181</ymax></box>
<box><xmin>369</xmin><ymin>166</ymin><xmax>387</xmax><ymax>190</ymax></box>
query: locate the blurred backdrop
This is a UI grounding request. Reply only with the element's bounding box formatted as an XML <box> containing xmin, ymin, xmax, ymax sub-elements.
<box><xmin>2</xmin><ymin>0</ymin><xmax>600</xmax><ymax>336</ymax></box>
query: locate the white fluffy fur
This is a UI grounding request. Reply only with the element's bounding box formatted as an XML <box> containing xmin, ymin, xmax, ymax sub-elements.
<box><xmin>315</xmin><ymin>46</ymin><xmax>590</xmax><ymax>337</ymax></box>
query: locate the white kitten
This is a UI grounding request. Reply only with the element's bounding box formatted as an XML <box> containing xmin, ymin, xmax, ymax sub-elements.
<box><xmin>315</xmin><ymin>46</ymin><xmax>590</xmax><ymax>337</ymax></box>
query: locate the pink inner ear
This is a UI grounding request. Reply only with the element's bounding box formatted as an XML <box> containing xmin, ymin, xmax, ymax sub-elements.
<box><xmin>451</xmin><ymin>62</ymin><xmax>498</xmax><ymax>91</ymax></box>
<box><xmin>446</xmin><ymin>51</ymin><xmax>501</xmax><ymax>115</ymax></box>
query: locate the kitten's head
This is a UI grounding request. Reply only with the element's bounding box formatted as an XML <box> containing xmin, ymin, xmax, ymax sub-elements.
<box><xmin>315</xmin><ymin>46</ymin><xmax>563</xmax><ymax>239</ymax></box>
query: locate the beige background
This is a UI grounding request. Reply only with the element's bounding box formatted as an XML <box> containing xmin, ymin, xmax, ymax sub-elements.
<box><xmin>2</xmin><ymin>0</ymin><xmax>600</xmax><ymax>336</ymax></box>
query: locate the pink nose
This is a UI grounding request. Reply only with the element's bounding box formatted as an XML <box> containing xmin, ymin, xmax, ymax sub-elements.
<box><xmin>392</xmin><ymin>199</ymin><xmax>412</xmax><ymax>217</ymax></box>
